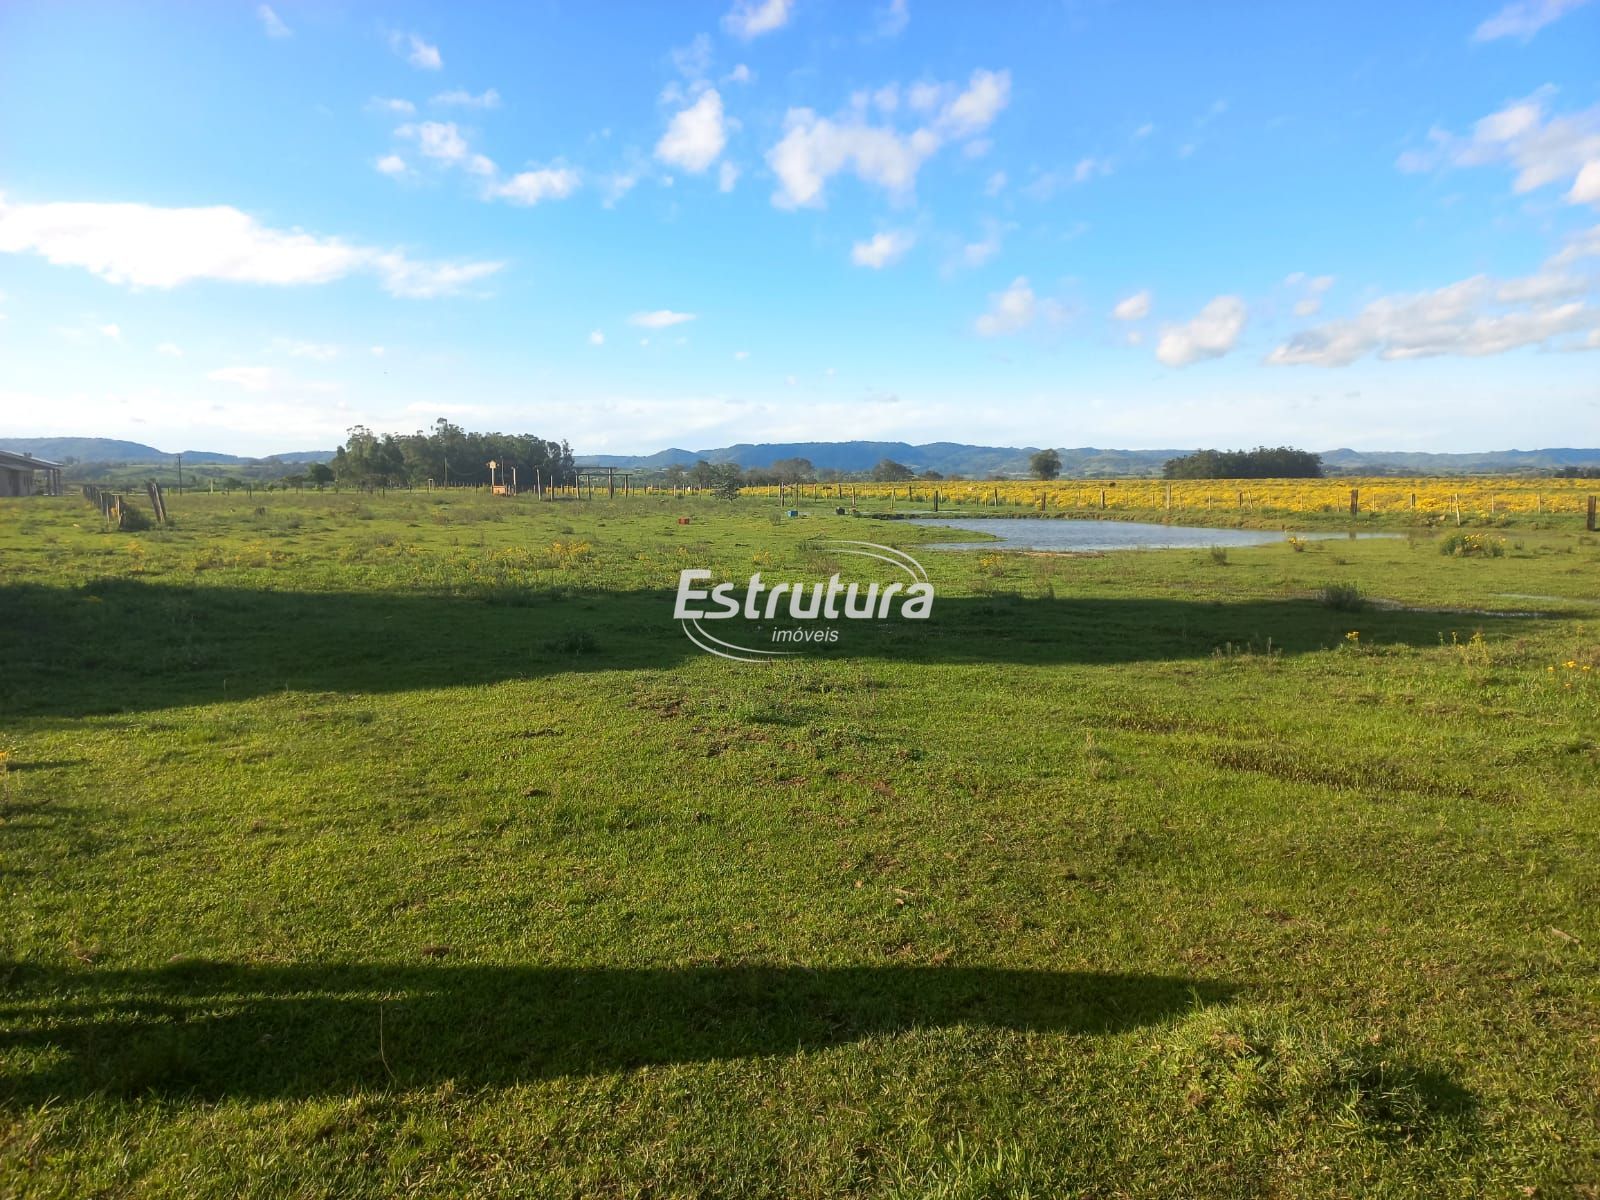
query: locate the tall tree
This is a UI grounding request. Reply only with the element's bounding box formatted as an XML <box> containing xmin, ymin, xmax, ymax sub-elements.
<box><xmin>1029</xmin><ymin>448</ymin><xmax>1063</xmax><ymax>480</ymax></box>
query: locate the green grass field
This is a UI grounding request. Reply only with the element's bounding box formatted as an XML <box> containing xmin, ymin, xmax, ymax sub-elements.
<box><xmin>2</xmin><ymin>490</ymin><xmax>1598</xmax><ymax>1197</ymax></box>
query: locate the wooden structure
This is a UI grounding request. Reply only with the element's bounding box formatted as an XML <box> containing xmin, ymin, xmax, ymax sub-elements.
<box><xmin>0</xmin><ymin>449</ymin><xmax>63</xmax><ymax>497</ymax></box>
<box><xmin>574</xmin><ymin>467</ymin><xmax>634</xmax><ymax>498</ymax></box>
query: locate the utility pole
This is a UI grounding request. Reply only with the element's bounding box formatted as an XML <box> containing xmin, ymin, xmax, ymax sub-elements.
<box><xmin>176</xmin><ymin>454</ymin><xmax>183</xmax><ymax>494</ymax></box>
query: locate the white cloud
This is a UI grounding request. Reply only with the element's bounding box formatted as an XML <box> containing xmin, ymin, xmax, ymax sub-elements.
<box><xmin>368</xmin><ymin>97</ymin><xmax>416</xmax><ymax>116</ymax></box>
<box><xmin>723</xmin><ymin>0</ymin><xmax>793</xmax><ymax>39</ymax></box>
<box><xmin>257</xmin><ymin>5</ymin><xmax>291</xmax><ymax>38</ymax></box>
<box><xmin>984</xmin><ymin>170</ymin><xmax>1007</xmax><ymax>197</ymax></box>
<box><xmin>1285</xmin><ymin>273</ymin><xmax>1335</xmax><ymax>316</ymax></box>
<box><xmin>0</xmin><ymin>194</ymin><xmax>503</xmax><ymax>298</ymax></box>
<box><xmin>432</xmin><ymin>88</ymin><xmax>501</xmax><ymax>109</ymax></box>
<box><xmin>1072</xmin><ymin>156</ymin><xmax>1111</xmax><ymax>183</ymax></box>
<box><xmin>1156</xmin><ymin>295</ymin><xmax>1247</xmax><ymax>366</ymax></box>
<box><xmin>630</xmin><ymin>310</ymin><xmax>697</xmax><ymax>328</ymax></box>
<box><xmin>396</xmin><ymin>123</ymin><xmax>577</xmax><ymax>205</ymax></box>
<box><xmin>907</xmin><ymin>82</ymin><xmax>943</xmax><ymax>112</ymax></box>
<box><xmin>403</xmin><ymin>121</ymin><xmax>472</xmax><ymax>166</ymax></box>
<box><xmin>393</xmin><ymin>31</ymin><xmax>442</xmax><ymax>71</ymax></box>
<box><xmin>671</xmin><ymin>34</ymin><xmax>714</xmax><ymax>82</ymax></box>
<box><xmin>277</xmin><ymin>340</ymin><xmax>339</xmax><ymax>361</ymax></box>
<box><xmin>768</xmin><ymin>112</ymin><xmax>934</xmax><ymax>207</ymax></box>
<box><xmin>766</xmin><ymin>69</ymin><xmax>1008</xmax><ymax>208</ymax></box>
<box><xmin>375</xmin><ymin>154</ymin><xmax>410</xmax><ymax>177</ymax></box>
<box><xmin>1571</xmin><ymin>160</ymin><xmax>1600</xmax><ymax>204</ymax></box>
<box><xmin>974</xmin><ymin>276</ymin><xmax>1066</xmax><ymax>336</ymax></box>
<box><xmin>656</xmin><ymin>90</ymin><xmax>727</xmax><ymax>173</ymax></box>
<box><xmin>488</xmin><ymin>167</ymin><xmax>581</xmax><ymax>205</ymax></box>
<box><xmin>208</xmin><ymin>366</ymin><xmax>275</xmax><ymax>392</ymax></box>
<box><xmin>718</xmin><ymin>161</ymin><xmax>741</xmax><ymax>193</ymax></box>
<box><xmin>733</xmin><ymin>350</ymin><xmax>750</xmax><ymax>360</ymax></box>
<box><xmin>1134</xmin><ymin>122</ymin><xmax>1155</xmax><ymax>139</ymax></box>
<box><xmin>726</xmin><ymin>63</ymin><xmax>754</xmax><ymax>85</ymax></box>
<box><xmin>875</xmin><ymin>0</ymin><xmax>909</xmax><ymax>37</ymax></box>
<box><xmin>601</xmin><ymin>169</ymin><xmax>643</xmax><ymax>208</ymax></box>
<box><xmin>850</xmin><ymin>229</ymin><xmax>916</xmax><ymax>268</ymax></box>
<box><xmin>960</xmin><ymin>233</ymin><xmax>1001</xmax><ymax>269</ymax></box>
<box><xmin>1112</xmin><ymin>290</ymin><xmax>1151</xmax><ymax>320</ymax></box>
<box><xmin>98</xmin><ymin>323</ymin><xmax>122</xmax><ymax>341</ymax></box>
<box><xmin>1397</xmin><ymin>90</ymin><xmax>1600</xmax><ymax>208</ymax></box>
<box><xmin>369</xmin><ymin>345</ymin><xmax>386</xmax><ymax>357</ymax></box>
<box><xmin>588</xmin><ymin>330</ymin><xmax>605</xmax><ymax>346</ymax></box>
<box><xmin>156</xmin><ymin>342</ymin><xmax>183</xmax><ymax>357</ymax></box>
<box><xmin>1267</xmin><ymin>266</ymin><xmax>1599</xmax><ymax>366</ymax></box>
<box><xmin>1473</xmin><ymin>0</ymin><xmax>1594</xmax><ymax>41</ymax></box>
<box><xmin>935</xmin><ymin>69</ymin><xmax>1012</xmax><ymax>140</ymax></box>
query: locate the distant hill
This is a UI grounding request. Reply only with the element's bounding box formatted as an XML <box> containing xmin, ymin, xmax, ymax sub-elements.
<box><xmin>0</xmin><ymin>437</ymin><xmax>334</xmax><ymax>465</ymax></box>
<box><xmin>577</xmin><ymin>441</ymin><xmax>1179</xmax><ymax>477</ymax></box>
<box><xmin>577</xmin><ymin>441</ymin><xmax>1600</xmax><ymax>478</ymax></box>
<box><xmin>1318</xmin><ymin>447</ymin><xmax>1600</xmax><ymax>475</ymax></box>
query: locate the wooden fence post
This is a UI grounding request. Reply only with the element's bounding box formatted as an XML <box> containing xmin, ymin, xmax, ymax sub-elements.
<box><xmin>1349</xmin><ymin>488</ymin><xmax>1359</xmax><ymax>517</ymax></box>
<box><xmin>1588</xmin><ymin>495</ymin><xmax>1597</xmax><ymax>532</ymax></box>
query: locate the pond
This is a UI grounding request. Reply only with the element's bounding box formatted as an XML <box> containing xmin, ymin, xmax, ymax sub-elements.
<box><xmin>915</xmin><ymin>517</ymin><xmax>1398</xmax><ymax>553</ymax></box>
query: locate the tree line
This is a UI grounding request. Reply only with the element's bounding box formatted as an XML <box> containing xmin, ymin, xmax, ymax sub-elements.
<box><xmin>326</xmin><ymin>420</ymin><xmax>577</xmax><ymax>488</ymax></box>
<box><xmin>1162</xmin><ymin>447</ymin><xmax>1324</xmax><ymax>479</ymax></box>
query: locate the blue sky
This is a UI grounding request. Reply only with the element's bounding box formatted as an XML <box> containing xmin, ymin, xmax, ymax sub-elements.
<box><xmin>1</xmin><ymin>0</ymin><xmax>1597</xmax><ymax>456</ymax></box>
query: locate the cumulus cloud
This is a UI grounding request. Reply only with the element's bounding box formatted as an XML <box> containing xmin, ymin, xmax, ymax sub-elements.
<box><xmin>394</xmin><ymin>123</ymin><xmax>577</xmax><ymax>204</ymax></box>
<box><xmin>630</xmin><ymin>310</ymin><xmax>697</xmax><ymax>328</ymax></box>
<box><xmin>1397</xmin><ymin>90</ymin><xmax>1600</xmax><ymax>208</ymax></box>
<box><xmin>850</xmin><ymin>229</ymin><xmax>915</xmax><ymax>268</ymax></box>
<box><xmin>656</xmin><ymin>90</ymin><xmax>727</xmax><ymax>173</ymax></box>
<box><xmin>935</xmin><ymin>69</ymin><xmax>1012</xmax><ymax>140</ymax></box>
<box><xmin>368</xmin><ymin>97</ymin><xmax>416</xmax><ymax>115</ymax></box>
<box><xmin>1473</xmin><ymin>0</ymin><xmax>1594</xmax><ymax>41</ymax></box>
<box><xmin>487</xmin><ymin>167</ymin><xmax>581</xmax><ymax>205</ymax></box>
<box><xmin>958</xmin><ymin>222</ymin><xmax>1006</xmax><ymax>269</ymax></box>
<box><xmin>375</xmin><ymin>154</ymin><xmax>410</xmax><ymax>177</ymax></box>
<box><xmin>1572</xmin><ymin>160</ymin><xmax>1600</xmax><ymax>204</ymax></box>
<box><xmin>156</xmin><ymin>342</ymin><xmax>183</xmax><ymax>357</ymax></box>
<box><xmin>1112</xmin><ymin>290</ymin><xmax>1151</xmax><ymax>320</ymax></box>
<box><xmin>1156</xmin><ymin>296</ymin><xmax>1247</xmax><ymax>366</ymax></box>
<box><xmin>257</xmin><ymin>5</ymin><xmax>291</xmax><ymax>38</ymax></box>
<box><xmin>588</xmin><ymin>330</ymin><xmax>605</xmax><ymax>346</ymax></box>
<box><xmin>723</xmin><ymin>0</ymin><xmax>793</xmax><ymax>39</ymax></box>
<box><xmin>974</xmin><ymin>276</ymin><xmax>1066</xmax><ymax>336</ymax></box>
<box><xmin>392</xmin><ymin>31</ymin><xmax>442</xmax><ymax>70</ymax></box>
<box><xmin>1285</xmin><ymin>272</ymin><xmax>1335</xmax><ymax>316</ymax></box>
<box><xmin>0</xmin><ymin>194</ymin><xmax>503</xmax><ymax>298</ymax></box>
<box><xmin>400</xmin><ymin>121</ymin><xmax>486</xmax><ymax>171</ymax></box>
<box><xmin>432</xmin><ymin>88</ymin><xmax>500</xmax><ymax>109</ymax></box>
<box><xmin>875</xmin><ymin>0</ymin><xmax>910</xmax><ymax>36</ymax></box>
<box><xmin>1267</xmin><ymin>261</ymin><xmax>1599</xmax><ymax>366</ymax></box>
<box><xmin>766</xmin><ymin>69</ymin><xmax>1009</xmax><ymax>208</ymax></box>
<box><xmin>718</xmin><ymin>161</ymin><xmax>741</xmax><ymax>193</ymax></box>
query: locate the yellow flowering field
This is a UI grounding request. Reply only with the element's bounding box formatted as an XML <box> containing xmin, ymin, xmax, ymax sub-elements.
<box><xmin>741</xmin><ymin>476</ymin><xmax>1597</xmax><ymax>521</ymax></box>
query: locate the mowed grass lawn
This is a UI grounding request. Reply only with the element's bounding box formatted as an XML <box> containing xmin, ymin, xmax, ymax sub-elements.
<box><xmin>2</xmin><ymin>490</ymin><xmax>1598</xmax><ymax>1198</ymax></box>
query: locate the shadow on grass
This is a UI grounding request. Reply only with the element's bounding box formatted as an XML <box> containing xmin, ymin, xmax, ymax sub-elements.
<box><xmin>0</xmin><ymin>578</ymin><xmax>1494</xmax><ymax>717</ymax></box>
<box><xmin>0</xmin><ymin>962</ymin><xmax>1232</xmax><ymax>1101</ymax></box>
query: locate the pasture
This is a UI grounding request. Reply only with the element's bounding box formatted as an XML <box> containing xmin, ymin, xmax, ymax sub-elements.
<box><xmin>1</xmin><ymin>488</ymin><xmax>1597</xmax><ymax>1198</ymax></box>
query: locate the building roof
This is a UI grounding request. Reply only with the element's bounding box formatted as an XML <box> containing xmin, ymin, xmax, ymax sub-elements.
<box><xmin>0</xmin><ymin>449</ymin><xmax>64</xmax><ymax>470</ymax></box>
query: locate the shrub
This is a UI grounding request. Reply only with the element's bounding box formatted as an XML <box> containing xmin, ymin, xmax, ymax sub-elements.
<box><xmin>1318</xmin><ymin>582</ymin><xmax>1364</xmax><ymax>611</ymax></box>
<box><xmin>1439</xmin><ymin>532</ymin><xmax>1506</xmax><ymax>558</ymax></box>
<box><xmin>546</xmin><ymin>629</ymin><xmax>598</xmax><ymax>655</ymax></box>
